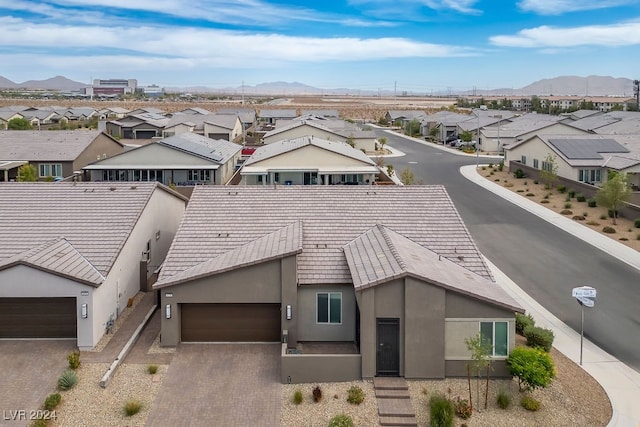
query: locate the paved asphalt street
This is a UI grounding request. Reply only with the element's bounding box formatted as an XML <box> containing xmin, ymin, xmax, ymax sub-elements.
<box><xmin>377</xmin><ymin>130</ymin><xmax>640</xmax><ymax>373</ymax></box>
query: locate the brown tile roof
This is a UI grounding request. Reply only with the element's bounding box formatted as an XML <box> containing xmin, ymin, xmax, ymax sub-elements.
<box><xmin>0</xmin><ymin>130</ymin><xmax>116</xmax><ymax>161</ymax></box>
<box><xmin>0</xmin><ymin>182</ymin><xmax>175</xmax><ymax>282</ymax></box>
<box><xmin>343</xmin><ymin>225</ymin><xmax>521</xmax><ymax>311</ymax></box>
<box><xmin>159</xmin><ymin>186</ymin><xmax>492</xmax><ymax>285</ymax></box>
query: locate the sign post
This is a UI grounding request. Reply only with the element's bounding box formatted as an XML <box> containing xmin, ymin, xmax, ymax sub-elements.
<box><xmin>572</xmin><ymin>286</ymin><xmax>597</xmax><ymax>365</ymax></box>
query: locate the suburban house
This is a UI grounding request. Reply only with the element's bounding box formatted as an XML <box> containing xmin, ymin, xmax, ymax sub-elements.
<box><xmin>105</xmin><ymin>113</ymin><xmax>170</xmax><ymax>139</ymax></box>
<box><xmin>162</xmin><ymin>113</ymin><xmax>243</xmax><ymax>141</ymax></box>
<box><xmin>0</xmin><ymin>182</ymin><xmax>187</xmax><ymax>350</ymax></box>
<box><xmin>385</xmin><ymin>110</ymin><xmax>427</xmax><ymax>127</ymax></box>
<box><xmin>83</xmin><ymin>133</ymin><xmax>242</xmax><ymax>189</ymax></box>
<box><xmin>505</xmin><ymin>134</ymin><xmax>640</xmax><ymax>189</ymax></box>
<box><xmin>262</xmin><ymin>119</ymin><xmax>378</xmax><ymax>152</ymax></box>
<box><xmin>216</xmin><ymin>108</ymin><xmax>257</xmax><ymax>131</ymax></box>
<box><xmin>566</xmin><ymin>111</ymin><xmax>640</xmax><ymax>134</ymax></box>
<box><xmin>258</xmin><ymin>109</ymin><xmax>298</xmax><ymax>125</ymax></box>
<box><xmin>97</xmin><ymin>107</ymin><xmax>130</xmax><ymax>119</ymax></box>
<box><xmin>300</xmin><ymin>109</ymin><xmax>340</xmax><ymax>118</ymax></box>
<box><xmin>154</xmin><ymin>186</ymin><xmax>523</xmax><ymax>383</ymax></box>
<box><xmin>420</xmin><ymin>111</ymin><xmax>470</xmax><ymax>141</ymax></box>
<box><xmin>480</xmin><ymin>115</ymin><xmax>585</xmax><ymax>153</ymax></box>
<box><xmin>240</xmin><ymin>136</ymin><xmax>380</xmax><ymax>185</ymax></box>
<box><xmin>0</xmin><ymin>130</ymin><xmax>124</xmax><ymax>182</ymax></box>
<box><xmin>0</xmin><ymin>111</ymin><xmax>24</xmax><ymax>129</ymax></box>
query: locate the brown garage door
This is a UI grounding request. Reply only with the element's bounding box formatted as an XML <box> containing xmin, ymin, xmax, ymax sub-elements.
<box><xmin>0</xmin><ymin>297</ymin><xmax>77</xmax><ymax>338</ymax></box>
<box><xmin>181</xmin><ymin>303</ymin><xmax>280</xmax><ymax>342</ymax></box>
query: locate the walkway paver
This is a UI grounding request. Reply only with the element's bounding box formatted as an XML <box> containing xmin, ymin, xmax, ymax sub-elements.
<box><xmin>124</xmin><ymin>310</ymin><xmax>173</xmax><ymax>365</ymax></box>
<box><xmin>374</xmin><ymin>377</ymin><xmax>417</xmax><ymax>427</ymax></box>
<box><xmin>145</xmin><ymin>344</ymin><xmax>280</xmax><ymax>427</ymax></box>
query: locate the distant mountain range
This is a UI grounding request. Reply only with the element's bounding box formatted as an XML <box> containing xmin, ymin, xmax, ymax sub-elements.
<box><xmin>0</xmin><ymin>75</ymin><xmax>636</xmax><ymax>97</ymax></box>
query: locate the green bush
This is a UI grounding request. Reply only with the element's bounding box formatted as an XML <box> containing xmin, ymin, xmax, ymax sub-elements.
<box><xmin>32</xmin><ymin>419</ymin><xmax>48</xmax><ymax>427</ymax></box>
<box><xmin>514</xmin><ymin>168</ymin><xmax>526</xmax><ymax>179</ymax></box>
<box><xmin>453</xmin><ymin>397</ymin><xmax>472</xmax><ymax>419</ymax></box>
<box><xmin>560</xmin><ymin>209</ymin><xmax>573</xmax><ymax>215</ymax></box>
<box><xmin>540</xmin><ymin>199</ymin><xmax>550</xmax><ymax>204</ymax></box>
<box><xmin>57</xmin><ymin>370</ymin><xmax>78</xmax><ymax>391</ymax></box>
<box><xmin>564</xmin><ymin>202</ymin><xmax>572</xmax><ymax>209</ymax></box>
<box><xmin>521</xmin><ymin>395</ymin><xmax>541</xmax><ymax>411</ymax></box>
<box><xmin>429</xmin><ymin>393</ymin><xmax>454</xmax><ymax>427</ymax></box>
<box><xmin>44</xmin><ymin>393</ymin><xmax>61</xmax><ymax>411</ymax></box>
<box><xmin>567</xmin><ymin>189</ymin><xmax>576</xmax><ymax>198</ymax></box>
<box><xmin>497</xmin><ymin>161</ymin><xmax>504</xmax><ymax>171</ymax></box>
<box><xmin>124</xmin><ymin>399</ymin><xmax>143</xmax><ymax>416</ymax></box>
<box><xmin>603</xmin><ymin>226</ymin><xmax>616</xmax><ymax>234</ymax></box>
<box><xmin>588</xmin><ymin>198</ymin><xmax>597</xmax><ymax>207</ymax></box>
<box><xmin>507</xmin><ymin>347</ymin><xmax>556</xmax><ymax>392</ymax></box>
<box><xmin>635</xmin><ymin>218</ymin><xmax>640</xmax><ymax>228</ymax></box>
<box><xmin>557</xmin><ymin>185</ymin><xmax>566</xmax><ymax>193</ymax></box>
<box><xmin>565</xmin><ymin>195</ymin><xmax>571</xmax><ymax>202</ymax></box>
<box><xmin>600</xmin><ymin>214</ymin><xmax>607</xmax><ymax>220</ymax></box>
<box><xmin>67</xmin><ymin>350</ymin><xmax>81</xmax><ymax>370</ymax></box>
<box><xmin>515</xmin><ymin>312</ymin><xmax>535</xmax><ymax>335</ymax></box>
<box><xmin>533</xmin><ymin>179</ymin><xmax>539</xmax><ymax>184</ymax></box>
<box><xmin>328</xmin><ymin>414</ymin><xmax>354</xmax><ymax>427</ymax></box>
<box><xmin>523</xmin><ymin>325</ymin><xmax>554</xmax><ymax>352</ymax></box>
<box><xmin>147</xmin><ymin>365</ymin><xmax>158</xmax><ymax>375</ymax></box>
<box><xmin>293</xmin><ymin>389</ymin><xmax>303</xmax><ymax>405</ymax></box>
<box><xmin>313</xmin><ymin>385</ymin><xmax>322</xmax><ymax>402</ymax></box>
<box><xmin>576</xmin><ymin>193</ymin><xmax>586</xmax><ymax>202</ymax></box>
<box><xmin>346</xmin><ymin>385</ymin><xmax>364</xmax><ymax>405</ymax></box>
<box><xmin>496</xmin><ymin>390</ymin><xmax>511</xmax><ymax>409</ymax></box>
<box><xmin>526</xmin><ymin>193</ymin><xmax>535</xmax><ymax>197</ymax></box>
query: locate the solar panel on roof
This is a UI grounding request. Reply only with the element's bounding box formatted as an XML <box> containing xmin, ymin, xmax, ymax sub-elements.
<box><xmin>548</xmin><ymin>138</ymin><xmax>629</xmax><ymax>159</ymax></box>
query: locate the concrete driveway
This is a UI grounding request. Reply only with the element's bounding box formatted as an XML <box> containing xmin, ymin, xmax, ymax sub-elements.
<box><xmin>146</xmin><ymin>344</ymin><xmax>280</xmax><ymax>427</ymax></box>
<box><xmin>0</xmin><ymin>340</ymin><xmax>76</xmax><ymax>426</ymax></box>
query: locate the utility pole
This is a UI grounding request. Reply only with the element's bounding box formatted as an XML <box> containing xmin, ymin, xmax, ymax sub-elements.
<box><xmin>634</xmin><ymin>80</ymin><xmax>640</xmax><ymax>110</ymax></box>
<box><xmin>241</xmin><ymin>80</ymin><xmax>245</xmax><ymax>106</ymax></box>
<box><xmin>394</xmin><ymin>81</ymin><xmax>397</xmax><ymax>102</ymax></box>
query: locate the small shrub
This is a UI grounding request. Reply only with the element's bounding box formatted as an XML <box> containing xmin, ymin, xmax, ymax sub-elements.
<box><xmin>620</xmin><ymin>237</ymin><xmax>629</xmax><ymax>241</ymax></box>
<box><xmin>328</xmin><ymin>414</ymin><xmax>354</xmax><ymax>427</ymax></box>
<box><xmin>514</xmin><ymin>168</ymin><xmax>526</xmax><ymax>179</ymax></box>
<box><xmin>564</xmin><ymin>202</ymin><xmax>572</xmax><ymax>209</ymax></box>
<box><xmin>498</xmin><ymin>161</ymin><xmax>504</xmax><ymax>171</ymax></box>
<box><xmin>57</xmin><ymin>369</ymin><xmax>78</xmax><ymax>391</ymax></box>
<box><xmin>124</xmin><ymin>399</ymin><xmax>143</xmax><ymax>417</ymax></box>
<box><xmin>481</xmin><ymin>166</ymin><xmax>486</xmax><ymax>170</ymax></box>
<box><xmin>568</xmin><ymin>189</ymin><xmax>576</xmax><ymax>198</ymax></box>
<box><xmin>494</xmin><ymin>178</ymin><xmax>500</xmax><ymax>182</ymax></box>
<box><xmin>635</xmin><ymin>218</ymin><xmax>640</xmax><ymax>228</ymax></box>
<box><xmin>523</xmin><ymin>325</ymin><xmax>555</xmax><ymax>352</ymax></box>
<box><xmin>543</xmin><ymin>193</ymin><xmax>550</xmax><ymax>199</ymax></box>
<box><xmin>496</xmin><ymin>390</ymin><xmax>511</xmax><ymax>409</ymax></box>
<box><xmin>515</xmin><ymin>312</ymin><xmax>535</xmax><ymax>335</ymax></box>
<box><xmin>44</xmin><ymin>393</ymin><xmax>61</xmax><ymax>411</ymax></box>
<box><xmin>67</xmin><ymin>350</ymin><xmax>81</xmax><ymax>370</ymax></box>
<box><xmin>347</xmin><ymin>385</ymin><xmax>365</xmax><ymax>405</ymax></box>
<box><xmin>429</xmin><ymin>393</ymin><xmax>454</xmax><ymax>427</ymax></box>
<box><xmin>533</xmin><ymin>179</ymin><xmax>539</xmax><ymax>184</ymax></box>
<box><xmin>524</xmin><ymin>181</ymin><xmax>528</xmax><ymax>185</ymax></box>
<box><xmin>600</xmin><ymin>214</ymin><xmax>607</xmax><ymax>220</ymax></box>
<box><xmin>588</xmin><ymin>198</ymin><xmax>597</xmax><ymax>208</ymax></box>
<box><xmin>603</xmin><ymin>226</ymin><xmax>616</xmax><ymax>234</ymax></box>
<box><xmin>507</xmin><ymin>347</ymin><xmax>556</xmax><ymax>392</ymax></box>
<box><xmin>521</xmin><ymin>395</ymin><xmax>541</xmax><ymax>411</ymax></box>
<box><xmin>587</xmin><ymin>220</ymin><xmax>600</xmax><ymax>226</ymax></box>
<box><xmin>293</xmin><ymin>389</ymin><xmax>303</xmax><ymax>405</ymax></box>
<box><xmin>557</xmin><ymin>185</ymin><xmax>566</xmax><ymax>193</ymax></box>
<box><xmin>565</xmin><ymin>195</ymin><xmax>571</xmax><ymax>202</ymax></box>
<box><xmin>32</xmin><ymin>419</ymin><xmax>48</xmax><ymax>427</ymax></box>
<box><xmin>526</xmin><ymin>193</ymin><xmax>535</xmax><ymax>197</ymax></box>
<box><xmin>572</xmin><ymin>215</ymin><xmax>585</xmax><ymax>221</ymax></box>
<box><xmin>583</xmin><ymin>212</ymin><xmax>588</xmax><ymax>217</ymax></box>
<box><xmin>544</xmin><ymin>184</ymin><xmax>550</xmax><ymax>190</ymax></box>
<box><xmin>490</xmin><ymin>171</ymin><xmax>495</xmax><ymax>175</ymax></box>
<box><xmin>313</xmin><ymin>385</ymin><xmax>323</xmax><ymax>402</ymax></box>
<box><xmin>488</xmin><ymin>163</ymin><xmax>494</xmax><ymax>168</ymax></box>
<box><xmin>540</xmin><ymin>199</ymin><xmax>550</xmax><ymax>204</ymax></box>
<box><xmin>576</xmin><ymin>193</ymin><xmax>586</xmax><ymax>202</ymax></box>
<box><xmin>560</xmin><ymin>209</ymin><xmax>573</xmax><ymax>215</ymax></box>
<box><xmin>517</xmin><ymin>189</ymin><xmax>524</xmax><ymax>193</ymax></box>
<box><xmin>453</xmin><ymin>397</ymin><xmax>472</xmax><ymax>419</ymax></box>
<box><xmin>147</xmin><ymin>364</ymin><xmax>158</xmax><ymax>375</ymax></box>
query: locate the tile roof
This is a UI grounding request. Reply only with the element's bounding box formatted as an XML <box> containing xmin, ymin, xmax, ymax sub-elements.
<box><xmin>159</xmin><ymin>133</ymin><xmax>241</xmax><ymax>164</ymax></box>
<box><xmin>155</xmin><ymin>221</ymin><xmax>303</xmax><ymax>288</ymax></box>
<box><xmin>0</xmin><ymin>130</ymin><xmax>115</xmax><ymax>161</ymax></box>
<box><xmin>258</xmin><ymin>109</ymin><xmax>297</xmax><ymax>119</ymax></box>
<box><xmin>158</xmin><ymin>186</ymin><xmax>492</xmax><ymax>285</ymax></box>
<box><xmin>343</xmin><ymin>225</ymin><xmax>521</xmax><ymax>311</ymax></box>
<box><xmin>0</xmin><ymin>182</ymin><xmax>171</xmax><ymax>282</ymax></box>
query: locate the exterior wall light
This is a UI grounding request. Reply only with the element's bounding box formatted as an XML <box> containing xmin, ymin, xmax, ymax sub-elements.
<box><xmin>165</xmin><ymin>304</ymin><xmax>172</xmax><ymax>319</ymax></box>
<box><xmin>286</xmin><ymin>304</ymin><xmax>292</xmax><ymax>320</ymax></box>
<box><xmin>81</xmin><ymin>303</ymin><xmax>88</xmax><ymax>319</ymax></box>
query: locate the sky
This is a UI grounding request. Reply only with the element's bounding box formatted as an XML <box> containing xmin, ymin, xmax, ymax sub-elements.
<box><xmin>1</xmin><ymin>0</ymin><xmax>640</xmax><ymax>93</ymax></box>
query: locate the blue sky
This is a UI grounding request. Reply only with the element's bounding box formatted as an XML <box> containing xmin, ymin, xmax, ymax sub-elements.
<box><xmin>1</xmin><ymin>0</ymin><xmax>640</xmax><ymax>92</ymax></box>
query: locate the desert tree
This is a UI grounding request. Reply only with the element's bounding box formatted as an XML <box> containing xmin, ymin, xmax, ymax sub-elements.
<box><xmin>17</xmin><ymin>164</ymin><xmax>37</xmax><ymax>182</ymax></box>
<box><xmin>595</xmin><ymin>172</ymin><xmax>631</xmax><ymax>225</ymax></box>
<box><xmin>540</xmin><ymin>153</ymin><xmax>558</xmax><ymax>189</ymax></box>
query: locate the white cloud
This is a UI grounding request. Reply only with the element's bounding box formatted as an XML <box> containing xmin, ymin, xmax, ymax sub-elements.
<box><xmin>0</xmin><ymin>17</ymin><xmax>476</xmax><ymax>64</ymax></box>
<box><xmin>517</xmin><ymin>0</ymin><xmax>636</xmax><ymax>15</ymax></box>
<box><xmin>490</xmin><ymin>21</ymin><xmax>640</xmax><ymax>47</ymax></box>
<box><xmin>349</xmin><ymin>0</ymin><xmax>481</xmax><ymax>15</ymax></box>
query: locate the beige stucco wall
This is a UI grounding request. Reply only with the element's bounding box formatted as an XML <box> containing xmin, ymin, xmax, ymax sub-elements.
<box><xmin>296</xmin><ymin>285</ymin><xmax>356</xmax><ymax>342</ymax></box>
<box><xmin>281</xmin><ymin>344</ymin><xmax>362</xmax><ymax>384</ymax></box>
<box><xmin>506</xmin><ymin>137</ymin><xmax>581</xmax><ymax>181</ymax></box>
<box><xmin>263</xmin><ymin>125</ymin><xmax>338</xmax><ymax>144</ymax></box>
<box><xmin>73</xmin><ymin>133</ymin><xmax>125</xmax><ymax>172</ymax></box>
<box><xmin>251</xmin><ymin>145</ymin><xmax>374</xmax><ymax>169</ymax></box>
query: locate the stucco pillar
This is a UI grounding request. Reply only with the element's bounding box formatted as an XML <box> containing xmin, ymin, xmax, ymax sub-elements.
<box><xmin>281</xmin><ymin>256</ymin><xmax>298</xmax><ymax>347</ymax></box>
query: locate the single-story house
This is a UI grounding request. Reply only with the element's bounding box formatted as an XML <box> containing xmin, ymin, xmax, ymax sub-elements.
<box><xmin>262</xmin><ymin>119</ymin><xmax>377</xmax><ymax>152</ymax></box>
<box><xmin>385</xmin><ymin>110</ymin><xmax>427</xmax><ymax>127</ymax></box>
<box><xmin>258</xmin><ymin>109</ymin><xmax>298</xmax><ymax>125</ymax></box>
<box><xmin>241</xmin><ymin>136</ymin><xmax>380</xmax><ymax>185</ymax></box>
<box><xmin>216</xmin><ymin>108</ymin><xmax>257</xmax><ymax>131</ymax></box>
<box><xmin>97</xmin><ymin>107</ymin><xmax>130</xmax><ymax>119</ymax></box>
<box><xmin>0</xmin><ymin>111</ymin><xmax>24</xmax><ymax>130</ymax></box>
<box><xmin>162</xmin><ymin>113</ymin><xmax>243</xmax><ymax>142</ymax></box>
<box><xmin>106</xmin><ymin>113</ymin><xmax>170</xmax><ymax>139</ymax></box>
<box><xmin>505</xmin><ymin>134</ymin><xmax>640</xmax><ymax>188</ymax></box>
<box><xmin>84</xmin><ymin>133</ymin><xmax>242</xmax><ymax>187</ymax></box>
<box><xmin>0</xmin><ymin>130</ymin><xmax>124</xmax><ymax>182</ymax></box>
<box><xmin>0</xmin><ymin>182</ymin><xmax>187</xmax><ymax>349</ymax></box>
<box><xmin>154</xmin><ymin>186</ymin><xmax>523</xmax><ymax>383</ymax></box>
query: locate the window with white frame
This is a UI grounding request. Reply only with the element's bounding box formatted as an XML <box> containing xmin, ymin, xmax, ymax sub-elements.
<box><xmin>39</xmin><ymin>163</ymin><xmax>62</xmax><ymax>178</ymax></box>
<box><xmin>188</xmin><ymin>170</ymin><xmax>210</xmax><ymax>182</ymax></box>
<box><xmin>520</xmin><ymin>155</ymin><xmax>527</xmax><ymax>165</ymax></box>
<box><xmin>578</xmin><ymin>169</ymin><xmax>601</xmax><ymax>183</ymax></box>
<box><xmin>533</xmin><ymin>159</ymin><xmax>539</xmax><ymax>169</ymax></box>
<box><xmin>480</xmin><ymin>321</ymin><xmax>508</xmax><ymax>356</ymax></box>
<box><xmin>317</xmin><ymin>292</ymin><xmax>341</xmax><ymax>324</ymax></box>
<box><xmin>541</xmin><ymin>161</ymin><xmax>553</xmax><ymax>172</ymax></box>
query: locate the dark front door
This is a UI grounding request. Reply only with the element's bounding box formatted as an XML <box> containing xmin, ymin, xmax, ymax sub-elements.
<box><xmin>376</xmin><ymin>318</ymin><xmax>400</xmax><ymax>376</ymax></box>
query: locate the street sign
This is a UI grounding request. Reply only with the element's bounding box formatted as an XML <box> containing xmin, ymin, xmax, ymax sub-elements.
<box><xmin>576</xmin><ymin>296</ymin><xmax>595</xmax><ymax>307</ymax></box>
<box><xmin>572</xmin><ymin>286</ymin><xmax>597</xmax><ymax>298</ymax></box>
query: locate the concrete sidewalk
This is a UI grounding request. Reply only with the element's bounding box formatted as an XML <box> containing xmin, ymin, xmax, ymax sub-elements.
<box><xmin>462</xmin><ymin>164</ymin><xmax>640</xmax><ymax>427</ymax></box>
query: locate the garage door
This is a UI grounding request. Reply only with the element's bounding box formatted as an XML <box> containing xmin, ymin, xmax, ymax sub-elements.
<box><xmin>181</xmin><ymin>303</ymin><xmax>280</xmax><ymax>342</ymax></box>
<box><xmin>135</xmin><ymin>130</ymin><xmax>157</xmax><ymax>139</ymax></box>
<box><xmin>0</xmin><ymin>297</ymin><xmax>77</xmax><ymax>338</ymax></box>
<box><xmin>207</xmin><ymin>133</ymin><xmax>229</xmax><ymax>141</ymax></box>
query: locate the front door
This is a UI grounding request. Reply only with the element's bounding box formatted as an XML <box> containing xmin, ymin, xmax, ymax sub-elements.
<box><xmin>376</xmin><ymin>318</ymin><xmax>399</xmax><ymax>376</ymax></box>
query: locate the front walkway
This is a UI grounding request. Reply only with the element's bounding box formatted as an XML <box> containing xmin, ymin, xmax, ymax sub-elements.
<box><xmin>145</xmin><ymin>344</ymin><xmax>280</xmax><ymax>426</ymax></box>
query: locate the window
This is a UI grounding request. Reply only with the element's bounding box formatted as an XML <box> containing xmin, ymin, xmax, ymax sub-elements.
<box><xmin>188</xmin><ymin>170</ymin><xmax>210</xmax><ymax>181</ymax></box>
<box><xmin>541</xmin><ymin>161</ymin><xmax>553</xmax><ymax>172</ymax></box>
<box><xmin>533</xmin><ymin>159</ymin><xmax>539</xmax><ymax>169</ymax></box>
<box><xmin>520</xmin><ymin>155</ymin><xmax>527</xmax><ymax>165</ymax></box>
<box><xmin>480</xmin><ymin>321</ymin><xmax>508</xmax><ymax>356</ymax></box>
<box><xmin>39</xmin><ymin>163</ymin><xmax>62</xmax><ymax>178</ymax></box>
<box><xmin>273</xmin><ymin>172</ymin><xmax>280</xmax><ymax>183</ymax></box>
<box><xmin>578</xmin><ymin>169</ymin><xmax>601</xmax><ymax>183</ymax></box>
<box><xmin>317</xmin><ymin>292</ymin><xmax>341</xmax><ymax>324</ymax></box>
